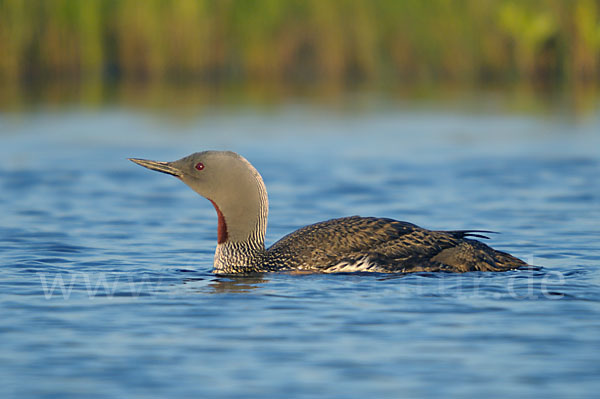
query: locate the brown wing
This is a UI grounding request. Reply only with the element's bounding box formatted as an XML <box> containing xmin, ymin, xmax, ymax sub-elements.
<box><xmin>267</xmin><ymin>216</ymin><xmax>525</xmax><ymax>272</ymax></box>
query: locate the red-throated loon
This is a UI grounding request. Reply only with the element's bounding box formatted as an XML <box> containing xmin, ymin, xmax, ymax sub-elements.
<box><xmin>130</xmin><ymin>151</ymin><xmax>526</xmax><ymax>274</ymax></box>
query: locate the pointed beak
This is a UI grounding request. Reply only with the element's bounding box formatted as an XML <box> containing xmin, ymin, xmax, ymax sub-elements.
<box><xmin>129</xmin><ymin>158</ymin><xmax>183</xmax><ymax>177</ymax></box>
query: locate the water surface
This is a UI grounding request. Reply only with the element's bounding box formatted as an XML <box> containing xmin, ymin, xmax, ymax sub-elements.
<box><xmin>1</xmin><ymin>106</ymin><xmax>599</xmax><ymax>398</ymax></box>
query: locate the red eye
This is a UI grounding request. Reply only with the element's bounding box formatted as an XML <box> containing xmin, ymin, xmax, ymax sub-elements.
<box><xmin>195</xmin><ymin>162</ymin><xmax>205</xmax><ymax>171</ymax></box>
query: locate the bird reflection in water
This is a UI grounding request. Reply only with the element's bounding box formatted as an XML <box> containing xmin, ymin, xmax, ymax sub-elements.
<box><xmin>183</xmin><ymin>275</ymin><xmax>269</xmax><ymax>293</ymax></box>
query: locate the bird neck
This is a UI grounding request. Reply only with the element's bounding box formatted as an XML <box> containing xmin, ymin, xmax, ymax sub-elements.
<box><xmin>210</xmin><ymin>169</ymin><xmax>269</xmax><ymax>273</ymax></box>
<box><xmin>213</xmin><ymin>240</ymin><xmax>267</xmax><ymax>273</ymax></box>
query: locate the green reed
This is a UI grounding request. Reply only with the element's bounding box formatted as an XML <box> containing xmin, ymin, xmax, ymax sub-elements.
<box><xmin>0</xmin><ymin>0</ymin><xmax>599</xmax><ymax>86</ymax></box>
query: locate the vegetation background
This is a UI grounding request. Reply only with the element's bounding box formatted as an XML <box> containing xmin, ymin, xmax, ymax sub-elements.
<box><xmin>1</xmin><ymin>0</ymin><xmax>599</xmax><ymax>111</ymax></box>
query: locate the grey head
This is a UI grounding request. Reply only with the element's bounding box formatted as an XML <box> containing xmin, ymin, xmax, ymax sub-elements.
<box><xmin>129</xmin><ymin>151</ymin><xmax>269</xmax><ymax>248</ymax></box>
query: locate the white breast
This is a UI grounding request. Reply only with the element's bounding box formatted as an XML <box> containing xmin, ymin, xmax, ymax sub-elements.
<box><xmin>322</xmin><ymin>255</ymin><xmax>382</xmax><ymax>273</ymax></box>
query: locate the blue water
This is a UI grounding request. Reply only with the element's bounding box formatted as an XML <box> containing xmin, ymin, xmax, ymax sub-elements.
<box><xmin>1</xmin><ymin>106</ymin><xmax>600</xmax><ymax>398</ymax></box>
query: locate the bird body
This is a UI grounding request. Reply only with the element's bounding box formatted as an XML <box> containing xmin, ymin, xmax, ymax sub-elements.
<box><xmin>130</xmin><ymin>151</ymin><xmax>526</xmax><ymax>274</ymax></box>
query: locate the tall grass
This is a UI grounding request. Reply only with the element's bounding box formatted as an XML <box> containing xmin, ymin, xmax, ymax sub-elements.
<box><xmin>0</xmin><ymin>0</ymin><xmax>599</xmax><ymax>86</ymax></box>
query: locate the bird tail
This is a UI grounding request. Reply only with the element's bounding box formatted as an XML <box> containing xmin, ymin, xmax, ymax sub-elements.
<box><xmin>446</xmin><ymin>230</ymin><xmax>498</xmax><ymax>240</ymax></box>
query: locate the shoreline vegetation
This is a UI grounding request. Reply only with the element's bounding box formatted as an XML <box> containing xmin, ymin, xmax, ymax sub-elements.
<box><xmin>1</xmin><ymin>0</ymin><xmax>599</xmax><ymax>112</ymax></box>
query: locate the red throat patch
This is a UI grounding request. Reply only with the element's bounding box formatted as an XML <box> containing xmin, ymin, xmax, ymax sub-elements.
<box><xmin>209</xmin><ymin>200</ymin><xmax>228</xmax><ymax>244</ymax></box>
